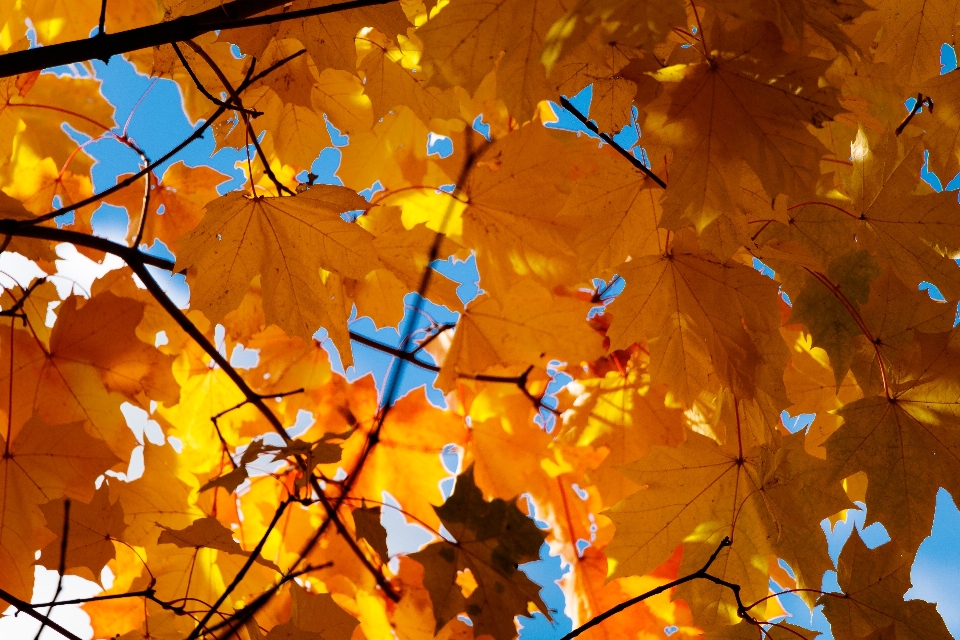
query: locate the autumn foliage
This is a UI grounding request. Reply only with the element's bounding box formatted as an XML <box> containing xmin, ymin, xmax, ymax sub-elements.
<box><xmin>0</xmin><ymin>0</ymin><xmax>958</xmax><ymax>638</ymax></box>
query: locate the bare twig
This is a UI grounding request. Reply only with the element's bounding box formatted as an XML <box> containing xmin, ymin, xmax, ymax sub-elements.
<box><xmin>185</xmin><ymin>499</ymin><xmax>292</xmax><ymax>639</ymax></box>
<box><xmin>32</xmin><ymin>500</ymin><xmax>71</xmax><ymax>640</ymax></box>
<box><xmin>96</xmin><ymin>0</ymin><xmax>108</xmax><ymax>38</ymax></box>
<box><xmin>170</xmin><ymin>42</ymin><xmax>262</xmax><ymax>117</ymax></box>
<box><xmin>130</xmin><ymin>259</ymin><xmax>399</xmax><ymax>610</ymax></box>
<box><xmin>6</xmin><ymin>48</ymin><xmax>303</xmax><ymax>227</ymax></box>
<box><xmin>896</xmin><ymin>93</ymin><xmax>934</xmax><ymax>135</ymax></box>
<box><xmin>560</xmin><ymin>537</ymin><xmax>735</xmax><ymax>640</ymax></box>
<box><xmin>0</xmin><ymin>278</ymin><xmax>47</xmax><ymax>322</ymax></box>
<box><xmin>0</xmin><ymin>586</ymin><xmax>83</xmax><ymax>640</ymax></box>
<box><xmin>558</xmin><ymin>96</ymin><xmax>667</xmax><ymax>188</ymax></box>
<box><xmin>182</xmin><ymin>40</ymin><xmax>293</xmax><ymax>196</ymax></box>
<box><xmin>0</xmin><ymin>223</ymin><xmax>174</xmax><ymax>270</ymax></box>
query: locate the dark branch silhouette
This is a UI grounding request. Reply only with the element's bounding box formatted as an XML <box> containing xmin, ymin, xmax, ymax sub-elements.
<box><xmin>560</xmin><ymin>538</ymin><xmax>746</xmax><ymax>639</ymax></box>
<box><xmin>558</xmin><ymin>96</ymin><xmax>667</xmax><ymax>188</ymax></box>
<box><xmin>0</xmin><ymin>0</ymin><xmax>397</xmax><ymax>79</ymax></box>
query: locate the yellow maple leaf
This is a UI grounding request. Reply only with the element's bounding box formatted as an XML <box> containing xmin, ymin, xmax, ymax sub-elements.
<box><xmin>176</xmin><ymin>187</ymin><xmax>379</xmax><ymax>345</ymax></box>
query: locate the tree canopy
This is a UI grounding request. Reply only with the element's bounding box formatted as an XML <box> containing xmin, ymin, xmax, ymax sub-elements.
<box><xmin>0</xmin><ymin>0</ymin><xmax>957</xmax><ymax>639</ymax></box>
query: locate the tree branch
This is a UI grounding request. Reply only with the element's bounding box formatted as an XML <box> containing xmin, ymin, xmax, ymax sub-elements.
<box><xmin>560</xmin><ymin>538</ymin><xmax>734</xmax><ymax>640</ymax></box>
<box><xmin>0</xmin><ymin>586</ymin><xmax>84</xmax><ymax>640</ymax></box>
<box><xmin>558</xmin><ymin>96</ymin><xmax>667</xmax><ymax>189</ymax></box>
<box><xmin>0</xmin><ymin>0</ymin><xmax>397</xmax><ymax>79</ymax></box>
<box><xmin>0</xmin><ymin>222</ymin><xmax>175</xmax><ymax>270</ymax></box>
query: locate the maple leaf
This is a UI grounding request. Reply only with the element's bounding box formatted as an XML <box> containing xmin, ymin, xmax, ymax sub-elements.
<box><xmin>353</xmin><ymin>506</ymin><xmax>390</xmax><ymax>564</ymax></box>
<box><xmin>701</xmin><ymin>0</ymin><xmax>870</xmax><ymax>51</ymax></box>
<box><xmin>314</xmin><ymin>375</ymin><xmax>468</xmax><ymax>532</ymax></box>
<box><xmin>158</xmin><ymin>516</ymin><xmax>281</xmax><ymax>572</ymax></box>
<box><xmin>411</xmin><ymin>466</ymin><xmax>548</xmax><ymax>638</ymax></box>
<box><xmin>277</xmin><ymin>0</ymin><xmax>411</xmax><ymax>72</ymax></box>
<box><xmin>558</xmin><ymin>149</ymin><xmax>667</xmax><ymax>277</ymax></box>
<box><xmin>918</xmin><ymin>68</ymin><xmax>960</xmax><ymax>175</ymax></box>
<box><xmin>176</xmin><ymin>186</ymin><xmax>379</xmax><ymax>352</ymax></box>
<box><xmin>543</xmin><ymin>0</ymin><xmax>686</xmax><ymax>69</ymax></box>
<box><xmin>355</xmin><ymin>205</ymin><xmax>464</xmax><ymax>326</ymax></box>
<box><xmin>548</xmin><ymin>39</ymin><xmax>640</xmax><ymax>134</ymax></box>
<box><xmin>3</xmin><ymin>2</ymin><xmax>960</xmax><ymax>639</ymax></box>
<box><xmin>850</xmin><ymin>267</ymin><xmax>956</xmax><ymax>394</ymax></box>
<box><xmin>841</xmin><ymin>130</ymin><xmax>960</xmax><ymax>300</ymax></box>
<box><xmin>391</xmin><ymin>558</ymin><xmax>478</xmax><ymax>640</ymax></box>
<box><xmin>460</xmin><ymin>124</ymin><xmax>598</xmax><ymax>291</ymax></box>
<box><xmin>417</xmin><ymin>0</ymin><xmax>571</xmax><ymax>118</ymax></box>
<box><xmin>39</xmin><ymin>490</ymin><xmax>127</xmax><ymax>583</ymax></box>
<box><xmin>824</xmin><ymin>368</ymin><xmax>960</xmax><ymax>552</ymax></box>
<box><xmin>109</xmin><ymin>443</ymin><xmax>195</xmax><ymax>547</ymax></box>
<box><xmin>265</xmin><ymin>583</ymin><xmax>360</xmax><ymax>640</ymax></box>
<box><xmin>788</xmin><ymin>250</ymin><xmax>881</xmax><ymax>387</ymax></box>
<box><xmin>820</xmin><ymin>530</ymin><xmax>952</xmax><ymax>640</ymax></box>
<box><xmin>0</xmin><ymin>291</ymin><xmax>178</xmax><ymax>461</ymax></box>
<box><xmin>0</xmin><ymin>191</ymin><xmax>56</xmax><ymax>262</ymax></box>
<box><xmin>358</xmin><ymin>31</ymin><xmax>461</xmax><ymax>125</ymax></box>
<box><xmin>782</xmin><ymin>327</ymin><xmax>862</xmax><ymax>456</ymax></box>
<box><xmin>100</xmin><ymin>161</ymin><xmax>231</xmax><ymax>250</ymax></box>
<box><xmin>605</xmin><ymin>230</ymin><xmax>784</xmax><ymax>406</ymax></box>
<box><xmin>641</xmin><ymin>17</ymin><xmax>840</xmax><ymax>231</ymax></box>
<box><xmin>118</xmin><ymin>600</ymin><xmax>194</xmax><ymax>640</ymax></box>
<box><xmin>560</xmin><ymin>363</ymin><xmax>686</xmax><ymax>507</ymax></box>
<box><xmin>607</xmin><ymin>428</ymin><xmax>849</xmax><ymax>615</ymax></box>
<box><xmin>0</xmin><ymin>414</ymin><xmax>120</xmax><ymax>601</ymax></box>
<box><xmin>437</xmin><ymin>280</ymin><xmax>604</xmax><ymax>386</ymax></box>
<box><xmin>865</xmin><ymin>0</ymin><xmax>959</xmax><ymax>88</ymax></box>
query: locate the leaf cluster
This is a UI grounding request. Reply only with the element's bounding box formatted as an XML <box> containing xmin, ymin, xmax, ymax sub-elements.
<box><xmin>0</xmin><ymin>0</ymin><xmax>957</xmax><ymax>639</ymax></box>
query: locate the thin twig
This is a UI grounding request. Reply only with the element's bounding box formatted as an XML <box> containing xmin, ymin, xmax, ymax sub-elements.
<box><xmin>0</xmin><ymin>278</ymin><xmax>47</xmax><ymax>321</ymax></box>
<box><xmin>560</xmin><ymin>537</ymin><xmax>733</xmax><ymax>639</ymax></box>
<box><xmin>185</xmin><ymin>499</ymin><xmax>292</xmax><ymax>639</ymax></box>
<box><xmin>32</xmin><ymin>500</ymin><xmax>71</xmax><ymax>640</ymax></box>
<box><xmin>30</xmin><ymin>589</ymin><xmax>155</xmax><ymax>609</ymax></box>
<box><xmin>895</xmin><ymin>93</ymin><xmax>934</xmax><ymax>135</ymax></box>
<box><xmin>8</xmin><ymin>48</ymin><xmax>302</xmax><ymax>227</ymax></box>
<box><xmin>131</xmin><ymin>259</ymin><xmax>398</xmax><ymax>609</ymax></box>
<box><xmin>558</xmin><ymin>96</ymin><xmax>667</xmax><ymax>188</ymax></box>
<box><xmin>170</xmin><ymin>42</ymin><xmax>261</xmax><ymax>116</ymax></box>
<box><xmin>182</xmin><ymin>40</ymin><xmax>294</xmax><ymax>197</ymax></box>
<box><xmin>0</xmin><ymin>586</ymin><xmax>83</xmax><ymax>640</ymax></box>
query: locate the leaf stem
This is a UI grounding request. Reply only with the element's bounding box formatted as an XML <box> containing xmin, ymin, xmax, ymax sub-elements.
<box><xmin>181</xmin><ymin>40</ymin><xmax>294</xmax><ymax>197</ymax></box>
<box><xmin>804</xmin><ymin>267</ymin><xmax>890</xmax><ymax>397</ymax></box>
<box><xmin>690</xmin><ymin>1</ymin><xmax>709</xmax><ymax>59</ymax></box>
<box><xmin>787</xmin><ymin>201</ymin><xmax>859</xmax><ymax>220</ymax></box>
<box><xmin>97</xmin><ymin>0</ymin><xmax>107</xmax><ymax>37</ymax></box>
